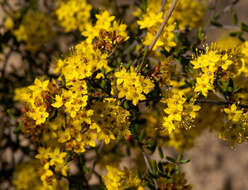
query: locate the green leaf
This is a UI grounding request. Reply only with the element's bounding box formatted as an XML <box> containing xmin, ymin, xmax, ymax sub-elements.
<box><xmin>233</xmin><ymin>86</ymin><xmax>241</xmax><ymax>93</ymax></box>
<box><xmin>7</xmin><ymin>109</ymin><xmax>16</xmax><ymax>120</ymax></box>
<box><xmin>177</xmin><ymin>154</ymin><xmax>182</xmax><ymax>162</ymax></box>
<box><xmin>61</xmin><ymin>75</ymin><xmax>66</xmax><ymax>86</ymax></box>
<box><xmin>141</xmin><ymin>0</ymin><xmax>147</xmax><ymax>12</ymax></box>
<box><xmin>151</xmin><ymin>160</ymin><xmax>157</xmax><ymax>175</ymax></box>
<box><xmin>210</xmin><ymin>19</ymin><xmax>223</xmax><ymax>27</ymax></box>
<box><xmin>82</xmin><ymin>165</ymin><xmax>89</xmax><ymax>174</ymax></box>
<box><xmin>229</xmin><ymin>31</ymin><xmax>243</xmax><ymax>37</ymax></box>
<box><xmin>180</xmin><ymin>159</ymin><xmax>191</xmax><ymax>164</ymax></box>
<box><xmin>14</xmin><ymin>123</ymin><xmax>22</xmax><ymax>134</ymax></box>
<box><xmin>138</xmin><ymin>129</ymin><xmax>145</xmax><ymax>142</ymax></box>
<box><xmin>123</xmin><ymin>101</ymin><xmax>129</xmax><ymax>109</ymax></box>
<box><xmin>213</xmin><ymin>13</ymin><xmax>220</xmax><ymax>20</ymax></box>
<box><xmin>158</xmin><ymin>146</ymin><xmax>164</xmax><ymax>159</ymax></box>
<box><xmin>227</xmin><ymin>86</ymin><xmax>233</xmax><ymax>92</ymax></box>
<box><xmin>241</xmin><ymin>22</ymin><xmax>248</xmax><ymax>32</ymax></box>
<box><xmin>232</xmin><ymin>12</ymin><xmax>238</xmax><ymax>25</ymax></box>
<box><xmin>146</xmin><ymin>140</ymin><xmax>157</xmax><ymax>155</ymax></box>
<box><xmin>166</xmin><ymin>156</ymin><xmax>176</xmax><ymax>163</ymax></box>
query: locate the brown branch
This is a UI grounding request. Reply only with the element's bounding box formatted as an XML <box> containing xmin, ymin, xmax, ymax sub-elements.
<box><xmin>1</xmin><ymin>50</ymin><xmax>12</xmax><ymax>80</ymax></box>
<box><xmin>138</xmin><ymin>0</ymin><xmax>179</xmax><ymax>73</ymax></box>
<box><xmin>160</xmin><ymin>0</ymin><xmax>168</xmax><ymax>12</ymax></box>
<box><xmin>196</xmin><ymin>99</ymin><xmax>248</xmax><ymax>109</ymax></box>
<box><xmin>86</xmin><ymin>142</ymin><xmax>104</xmax><ymax>181</ymax></box>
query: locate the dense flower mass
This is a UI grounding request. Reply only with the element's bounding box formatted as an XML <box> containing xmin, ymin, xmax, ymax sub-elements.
<box><xmin>14</xmin><ymin>11</ymin><xmax>54</xmax><ymax>51</ymax></box>
<box><xmin>3</xmin><ymin>0</ymin><xmax>248</xmax><ymax>189</ymax></box>
<box><xmin>56</xmin><ymin>0</ymin><xmax>92</xmax><ymax>32</ymax></box>
<box><xmin>13</xmin><ymin>160</ymin><xmax>69</xmax><ymax>190</ymax></box>
<box><xmin>35</xmin><ymin>147</ymin><xmax>68</xmax><ymax>188</ymax></box>
<box><xmin>113</xmin><ymin>66</ymin><xmax>155</xmax><ymax>105</ymax></box>
<box><xmin>103</xmin><ymin>166</ymin><xmax>144</xmax><ymax>190</ymax></box>
<box><xmin>82</xmin><ymin>10</ymin><xmax>129</xmax><ymax>44</ymax></box>
<box><xmin>136</xmin><ymin>0</ymin><xmax>205</xmax><ymax>51</ymax></box>
<box><xmin>161</xmin><ymin>89</ymin><xmax>200</xmax><ymax>134</ymax></box>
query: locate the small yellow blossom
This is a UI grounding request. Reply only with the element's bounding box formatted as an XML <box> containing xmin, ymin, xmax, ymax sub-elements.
<box><xmin>224</xmin><ymin>104</ymin><xmax>243</xmax><ymax>123</ymax></box>
<box><xmin>56</xmin><ymin>0</ymin><xmax>92</xmax><ymax>32</ymax></box>
<box><xmin>103</xmin><ymin>166</ymin><xmax>143</xmax><ymax>190</ymax></box>
<box><xmin>52</xmin><ymin>95</ymin><xmax>63</xmax><ymax>108</ymax></box>
<box><xmin>114</xmin><ymin>67</ymin><xmax>154</xmax><ymax>105</ymax></box>
<box><xmin>14</xmin><ymin>11</ymin><xmax>54</xmax><ymax>52</ymax></box>
<box><xmin>4</xmin><ymin>17</ymin><xmax>14</xmax><ymax>30</ymax></box>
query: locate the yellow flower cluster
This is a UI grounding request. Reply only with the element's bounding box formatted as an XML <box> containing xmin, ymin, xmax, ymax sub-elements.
<box><xmin>136</xmin><ymin>0</ymin><xmax>206</xmax><ymax>51</ymax></box>
<box><xmin>52</xmin><ymin>80</ymin><xmax>88</xmax><ymax>118</ymax></box>
<box><xmin>58</xmin><ymin>110</ymin><xmax>98</xmax><ymax>153</ymax></box>
<box><xmin>13</xmin><ymin>159</ymin><xmax>68</xmax><ymax>190</ymax></box>
<box><xmin>140</xmin><ymin>99</ymin><xmax>206</xmax><ymax>151</ymax></box>
<box><xmin>55</xmin><ymin>41</ymin><xmax>109</xmax><ymax>80</ymax></box>
<box><xmin>4</xmin><ymin>17</ymin><xmax>14</xmax><ymax>30</ymax></box>
<box><xmin>114</xmin><ymin>66</ymin><xmax>155</xmax><ymax>105</ymax></box>
<box><xmin>224</xmin><ymin>104</ymin><xmax>243</xmax><ymax>123</ymax></box>
<box><xmin>13</xmin><ymin>160</ymin><xmax>43</xmax><ymax>190</ymax></box>
<box><xmin>15</xmin><ymin>79</ymin><xmax>53</xmax><ymax>142</ymax></box>
<box><xmin>194</xmin><ymin>39</ymin><xmax>248</xmax><ymax>87</ymax></box>
<box><xmin>35</xmin><ymin>147</ymin><xmax>68</xmax><ymax>189</ymax></box>
<box><xmin>82</xmin><ymin>10</ymin><xmax>129</xmax><ymax>44</ymax></box>
<box><xmin>24</xmin><ymin>79</ymin><xmax>51</xmax><ymax>125</ymax></box>
<box><xmin>58</xmin><ymin>99</ymin><xmax>130</xmax><ymax>153</ymax></box>
<box><xmin>237</xmin><ymin>41</ymin><xmax>248</xmax><ymax>77</ymax></box>
<box><xmin>103</xmin><ymin>166</ymin><xmax>144</xmax><ymax>190</ymax></box>
<box><xmin>14</xmin><ymin>10</ymin><xmax>132</xmax><ymax>156</ymax></box>
<box><xmin>137</xmin><ymin>8</ymin><xmax>176</xmax><ymax>51</ymax></box>
<box><xmin>56</xmin><ymin>0</ymin><xmax>92</xmax><ymax>32</ymax></box>
<box><xmin>91</xmin><ymin>98</ymin><xmax>131</xmax><ymax>143</ymax></box>
<box><xmin>191</xmin><ymin>48</ymin><xmax>233</xmax><ymax>97</ymax></box>
<box><xmin>14</xmin><ymin>11</ymin><xmax>54</xmax><ymax>51</ymax></box>
<box><xmin>172</xmin><ymin>0</ymin><xmax>206</xmax><ymax>30</ymax></box>
<box><xmin>165</xmin><ymin>127</ymin><xmax>202</xmax><ymax>151</ymax></box>
<box><xmin>218</xmin><ymin>104</ymin><xmax>248</xmax><ymax>145</ymax></box>
<box><xmin>161</xmin><ymin>89</ymin><xmax>200</xmax><ymax>134</ymax></box>
<box><xmin>43</xmin><ymin>97</ymin><xmax>130</xmax><ymax>153</ymax></box>
<box><xmin>214</xmin><ymin>38</ymin><xmax>248</xmax><ymax>79</ymax></box>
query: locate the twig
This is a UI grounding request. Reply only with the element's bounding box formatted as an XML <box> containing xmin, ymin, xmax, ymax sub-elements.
<box><xmin>138</xmin><ymin>0</ymin><xmax>179</xmax><ymax>72</ymax></box>
<box><xmin>196</xmin><ymin>99</ymin><xmax>248</xmax><ymax>109</ymax></box>
<box><xmin>160</xmin><ymin>0</ymin><xmax>168</xmax><ymax>12</ymax></box>
<box><xmin>148</xmin><ymin>0</ymin><xmax>178</xmax><ymax>52</ymax></box>
<box><xmin>140</xmin><ymin>145</ymin><xmax>159</xmax><ymax>189</ymax></box>
<box><xmin>209</xmin><ymin>25</ymin><xmax>240</xmax><ymax>31</ymax></box>
<box><xmin>86</xmin><ymin>142</ymin><xmax>104</xmax><ymax>181</ymax></box>
<box><xmin>1</xmin><ymin>50</ymin><xmax>12</xmax><ymax>80</ymax></box>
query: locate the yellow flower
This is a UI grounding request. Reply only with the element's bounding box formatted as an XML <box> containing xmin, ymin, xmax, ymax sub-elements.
<box><xmin>49</xmin><ymin>148</ymin><xmax>67</xmax><ymax>166</ymax></box>
<box><xmin>114</xmin><ymin>67</ymin><xmax>154</xmax><ymax>105</ymax></box>
<box><xmin>56</xmin><ymin>0</ymin><xmax>92</xmax><ymax>32</ymax></box>
<box><xmin>136</xmin><ymin>0</ymin><xmax>206</xmax><ymax>51</ymax></box>
<box><xmin>194</xmin><ymin>76</ymin><xmax>213</xmax><ymax>97</ymax></box>
<box><xmin>52</xmin><ymin>95</ymin><xmax>63</xmax><ymax>108</ymax></box>
<box><xmin>27</xmin><ymin>107</ymin><xmax>49</xmax><ymax>125</ymax></box>
<box><xmin>224</xmin><ymin>104</ymin><xmax>243</xmax><ymax>123</ymax></box>
<box><xmin>103</xmin><ymin>166</ymin><xmax>143</xmax><ymax>190</ymax></box>
<box><xmin>4</xmin><ymin>17</ymin><xmax>14</xmax><ymax>30</ymax></box>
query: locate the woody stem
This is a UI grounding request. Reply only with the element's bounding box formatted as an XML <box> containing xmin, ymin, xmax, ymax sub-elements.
<box><xmin>138</xmin><ymin>0</ymin><xmax>179</xmax><ymax>72</ymax></box>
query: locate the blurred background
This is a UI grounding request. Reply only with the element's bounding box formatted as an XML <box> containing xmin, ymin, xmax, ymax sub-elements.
<box><xmin>1</xmin><ymin>0</ymin><xmax>248</xmax><ymax>189</ymax></box>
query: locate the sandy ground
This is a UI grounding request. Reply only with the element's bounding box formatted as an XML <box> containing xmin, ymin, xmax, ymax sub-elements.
<box><xmin>182</xmin><ymin>131</ymin><xmax>248</xmax><ymax>190</ymax></box>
